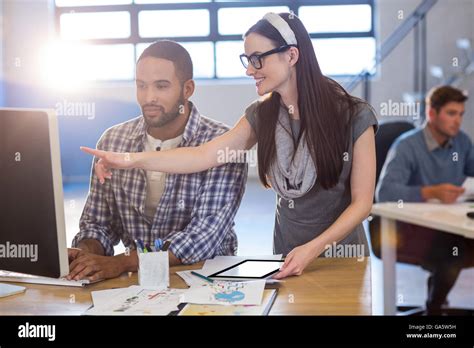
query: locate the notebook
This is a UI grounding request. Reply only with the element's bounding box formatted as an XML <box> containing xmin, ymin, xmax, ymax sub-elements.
<box><xmin>0</xmin><ymin>283</ymin><xmax>26</xmax><ymax>298</ymax></box>
<box><xmin>178</xmin><ymin>289</ymin><xmax>278</xmax><ymax>316</ymax></box>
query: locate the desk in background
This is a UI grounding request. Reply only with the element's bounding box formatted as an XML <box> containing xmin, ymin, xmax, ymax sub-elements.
<box><xmin>0</xmin><ymin>258</ymin><xmax>371</xmax><ymax>315</ymax></box>
<box><xmin>371</xmin><ymin>202</ymin><xmax>474</xmax><ymax>315</ymax></box>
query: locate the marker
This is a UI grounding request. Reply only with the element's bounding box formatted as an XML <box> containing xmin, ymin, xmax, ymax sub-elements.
<box><xmin>154</xmin><ymin>239</ymin><xmax>163</xmax><ymax>251</ymax></box>
<box><xmin>161</xmin><ymin>240</ymin><xmax>171</xmax><ymax>251</ymax></box>
<box><xmin>145</xmin><ymin>243</ymin><xmax>152</xmax><ymax>252</ymax></box>
<box><xmin>134</xmin><ymin>239</ymin><xmax>143</xmax><ymax>253</ymax></box>
<box><xmin>190</xmin><ymin>271</ymin><xmax>214</xmax><ymax>284</ymax></box>
<box><xmin>137</xmin><ymin>239</ymin><xmax>147</xmax><ymax>253</ymax></box>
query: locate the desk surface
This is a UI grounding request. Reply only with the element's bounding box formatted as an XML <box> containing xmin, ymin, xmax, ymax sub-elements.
<box><xmin>372</xmin><ymin>202</ymin><xmax>474</xmax><ymax>238</ymax></box>
<box><xmin>0</xmin><ymin>258</ymin><xmax>371</xmax><ymax>315</ymax></box>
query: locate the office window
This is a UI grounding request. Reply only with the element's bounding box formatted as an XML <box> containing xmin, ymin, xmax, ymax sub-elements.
<box><xmin>139</xmin><ymin>10</ymin><xmax>210</xmax><ymax>38</ymax></box>
<box><xmin>56</xmin><ymin>0</ymin><xmax>132</xmax><ymax>6</ymax></box>
<box><xmin>215</xmin><ymin>41</ymin><xmax>244</xmax><ymax>78</ymax></box>
<box><xmin>299</xmin><ymin>5</ymin><xmax>372</xmax><ymax>33</ymax></box>
<box><xmin>60</xmin><ymin>12</ymin><xmax>131</xmax><ymax>40</ymax></box>
<box><xmin>136</xmin><ymin>0</ymin><xmax>211</xmax><ymax>3</ymax></box>
<box><xmin>312</xmin><ymin>38</ymin><xmax>376</xmax><ymax>76</ymax></box>
<box><xmin>54</xmin><ymin>1</ymin><xmax>376</xmax><ymax>81</ymax></box>
<box><xmin>218</xmin><ymin>6</ymin><xmax>289</xmax><ymax>36</ymax></box>
<box><xmin>40</xmin><ymin>43</ymin><xmax>135</xmax><ymax>86</ymax></box>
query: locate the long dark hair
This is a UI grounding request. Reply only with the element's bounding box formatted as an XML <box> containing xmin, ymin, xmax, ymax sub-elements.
<box><xmin>245</xmin><ymin>13</ymin><xmax>366</xmax><ymax>190</ymax></box>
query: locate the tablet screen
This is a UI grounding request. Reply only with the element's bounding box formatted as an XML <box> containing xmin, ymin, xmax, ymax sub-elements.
<box><xmin>209</xmin><ymin>260</ymin><xmax>284</xmax><ymax>279</ymax></box>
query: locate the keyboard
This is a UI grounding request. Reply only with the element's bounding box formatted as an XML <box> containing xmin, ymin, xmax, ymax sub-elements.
<box><xmin>0</xmin><ymin>270</ymin><xmax>101</xmax><ymax>287</ymax></box>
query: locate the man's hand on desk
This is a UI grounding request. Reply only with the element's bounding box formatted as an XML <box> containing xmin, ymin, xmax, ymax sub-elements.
<box><xmin>67</xmin><ymin>249</ymin><xmax>132</xmax><ymax>281</ymax></box>
<box><xmin>66</xmin><ymin>239</ymin><xmax>181</xmax><ymax>281</ymax></box>
<box><xmin>421</xmin><ymin>183</ymin><xmax>465</xmax><ymax>204</ymax></box>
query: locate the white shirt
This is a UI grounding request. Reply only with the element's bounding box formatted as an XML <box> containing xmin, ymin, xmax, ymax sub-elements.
<box><xmin>144</xmin><ymin>131</ymin><xmax>183</xmax><ymax>221</ymax></box>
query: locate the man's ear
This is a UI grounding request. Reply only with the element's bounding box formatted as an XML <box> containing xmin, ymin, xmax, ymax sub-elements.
<box><xmin>427</xmin><ymin>106</ymin><xmax>437</xmax><ymax>122</ymax></box>
<box><xmin>183</xmin><ymin>79</ymin><xmax>195</xmax><ymax>100</ymax></box>
<box><xmin>288</xmin><ymin>47</ymin><xmax>299</xmax><ymax>67</ymax></box>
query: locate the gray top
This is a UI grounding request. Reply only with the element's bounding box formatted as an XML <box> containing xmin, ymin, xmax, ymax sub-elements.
<box><xmin>245</xmin><ymin>100</ymin><xmax>378</xmax><ymax>257</ymax></box>
<box><xmin>290</xmin><ymin>118</ymin><xmax>301</xmax><ymax>140</ymax></box>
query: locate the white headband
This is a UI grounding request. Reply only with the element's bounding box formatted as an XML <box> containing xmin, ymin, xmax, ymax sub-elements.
<box><xmin>263</xmin><ymin>13</ymin><xmax>298</xmax><ymax>46</ymax></box>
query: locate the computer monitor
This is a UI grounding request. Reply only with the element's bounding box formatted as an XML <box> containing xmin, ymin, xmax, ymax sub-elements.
<box><xmin>0</xmin><ymin>108</ymin><xmax>69</xmax><ymax>278</ymax></box>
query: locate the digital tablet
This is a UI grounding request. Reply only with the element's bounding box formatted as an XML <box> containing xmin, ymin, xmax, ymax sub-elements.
<box><xmin>208</xmin><ymin>259</ymin><xmax>284</xmax><ymax>280</ymax></box>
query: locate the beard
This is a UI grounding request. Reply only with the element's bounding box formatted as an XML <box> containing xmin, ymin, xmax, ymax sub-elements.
<box><xmin>142</xmin><ymin>92</ymin><xmax>186</xmax><ymax>128</ymax></box>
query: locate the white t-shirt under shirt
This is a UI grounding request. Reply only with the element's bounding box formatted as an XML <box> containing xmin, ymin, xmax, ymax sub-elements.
<box><xmin>144</xmin><ymin>131</ymin><xmax>183</xmax><ymax>221</ymax></box>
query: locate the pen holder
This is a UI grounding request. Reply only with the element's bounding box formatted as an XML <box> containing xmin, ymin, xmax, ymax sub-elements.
<box><xmin>138</xmin><ymin>251</ymin><xmax>169</xmax><ymax>288</ymax></box>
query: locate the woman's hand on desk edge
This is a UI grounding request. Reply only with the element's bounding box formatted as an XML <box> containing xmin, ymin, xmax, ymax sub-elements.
<box><xmin>80</xmin><ymin>147</ymin><xmax>136</xmax><ymax>184</ymax></box>
<box><xmin>272</xmin><ymin>241</ymin><xmax>322</xmax><ymax>280</ymax></box>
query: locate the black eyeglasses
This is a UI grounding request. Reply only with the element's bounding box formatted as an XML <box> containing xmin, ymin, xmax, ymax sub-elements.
<box><xmin>240</xmin><ymin>44</ymin><xmax>297</xmax><ymax>70</ymax></box>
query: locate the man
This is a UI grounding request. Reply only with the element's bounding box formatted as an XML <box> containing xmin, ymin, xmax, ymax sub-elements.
<box><xmin>376</xmin><ymin>85</ymin><xmax>474</xmax><ymax>314</ymax></box>
<box><xmin>68</xmin><ymin>40</ymin><xmax>247</xmax><ymax>281</ymax></box>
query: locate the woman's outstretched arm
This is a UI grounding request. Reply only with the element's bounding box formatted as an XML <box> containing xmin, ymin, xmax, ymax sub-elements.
<box><xmin>81</xmin><ymin>115</ymin><xmax>257</xmax><ymax>183</ymax></box>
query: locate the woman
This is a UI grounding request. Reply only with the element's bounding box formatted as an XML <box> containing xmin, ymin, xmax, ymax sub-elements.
<box><xmin>82</xmin><ymin>13</ymin><xmax>378</xmax><ymax>279</ymax></box>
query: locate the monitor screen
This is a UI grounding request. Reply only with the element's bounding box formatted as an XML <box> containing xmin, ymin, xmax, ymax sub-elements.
<box><xmin>0</xmin><ymin>108</ymin><xmax>68</xmax><ymax>278</ymax></box>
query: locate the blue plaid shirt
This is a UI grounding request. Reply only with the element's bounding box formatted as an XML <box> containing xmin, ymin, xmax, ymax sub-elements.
<box><xmin>72</xmin><ymin>102</ymin><xmax>247</xmax><ymax>264</ymax></box>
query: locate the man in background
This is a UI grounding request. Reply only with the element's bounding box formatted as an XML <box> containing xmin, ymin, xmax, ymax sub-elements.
<box><xmin>377</xmin><ymin>85</ymin><xmax>474</xmax><ymax>314</ymax></box>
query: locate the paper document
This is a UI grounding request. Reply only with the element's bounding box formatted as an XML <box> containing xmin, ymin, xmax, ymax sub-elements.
<box><xmin>85</xmin><ymin>286</ymin><xmax>186</xmax><ymax>315</ymax></box>
<box><xmin>176</xmin><ymin>255</ymin><xmax>284</xmax><ymax>287</ymax></box>
<box><xmin>91</xmin><ymin>288</ymin><xmax>125</xmax><ymax>305</ymax></box>
<box><xmin>176</xmin><ymin>270</ymin><xmax>208</xmax><ymax>287</ymax></box>
<box><xmin>179</xmin><ymin>289</ymin><xmax>278</xmax><ymax>316</ymax></box>
<box><xmin>179</xmin><ymin>279</ymin><xmax>265</xmax><ymax>306</ymax></box>
<box><xmin>457</xmin><ymin>177</ymin><xmax>474</xmax><ymax>202</ymax></box>
<box><xmin>177</xmin><ymin>268</ymin><xmax>284</xmax><ymax>287</ymax></box>
<box><xmin>0</xmin><ymin>283</ymin><xmax>26</xmax><ymax>298</ymax></box>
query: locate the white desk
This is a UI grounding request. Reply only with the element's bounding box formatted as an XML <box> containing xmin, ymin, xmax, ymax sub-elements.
<box><xmin>371</xmin><ymin>202</ymin><xmax>474</xmax><ymax>315</ymax></box>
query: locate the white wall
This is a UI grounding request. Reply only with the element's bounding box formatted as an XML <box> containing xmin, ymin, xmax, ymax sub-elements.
<box><xmin>367</xmin><ymin>0</ymin><xmax>474</xmax><ymax>136</ymax></box>
<box><xmin>2</xmin><ymin>0</ymin><xmax>53</xmax><ymax>88</ymax></box>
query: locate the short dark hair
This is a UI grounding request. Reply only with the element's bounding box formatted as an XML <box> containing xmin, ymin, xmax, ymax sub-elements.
<box><xmin>137</xmin><ymin>40</ymin><xmax>193</xmax><ymax>82</ymax></box>
<box><xmin>426</xmin><ymin>85</ymin><xmax>468</xmax><ymax>112</ymax></box>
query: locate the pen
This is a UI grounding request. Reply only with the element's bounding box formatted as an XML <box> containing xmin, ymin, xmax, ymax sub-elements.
<box><xmin>137</xmin><ymin>239</ymin><xmax>148</xmax><ymax>253</ymax></box>
<box><xmin>134</xmin><ymin>239</ymin><xmax>143</xmax><ymax>253</ymax></box>
<box><xmin>190</xmin><ymin>271</ymin><xmax>214</xmax><ymax>284</ymax></box>
<box><xmin>161</xmin><ymin>240</ymin><xmax>171</xmax><ymax>251</ymax></box>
